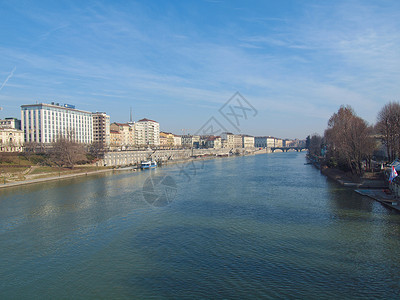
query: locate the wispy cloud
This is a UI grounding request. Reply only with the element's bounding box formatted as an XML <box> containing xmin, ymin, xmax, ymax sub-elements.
<box><xmin>1</xmin><ymin>0</ymin><xmax>400</xmax><ymax>137</ymax></box>
<box><xmin>0</xmin><ymin>67</ymin><xmax>16</xmax><ymax>92</ymax></box>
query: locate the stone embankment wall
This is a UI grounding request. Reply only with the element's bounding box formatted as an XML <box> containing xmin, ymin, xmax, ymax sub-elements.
<box><xmin>100</xmin><ymin>148</ymin><xmax>262</xmax><ymax>167</ymax></box>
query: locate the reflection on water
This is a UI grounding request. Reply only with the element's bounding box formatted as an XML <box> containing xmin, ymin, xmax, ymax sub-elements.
<box><xmin>1</xmin><ymin>152</ymin><xmax>400</xmax><ymax>299</ymax></box>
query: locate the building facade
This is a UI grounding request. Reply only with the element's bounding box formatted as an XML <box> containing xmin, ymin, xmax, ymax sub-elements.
<box><xmin>283</xmin><ymin>139</ymin><xmax>296</xmax><ymax>147</ymax></box>
<box><xmin>110</xmin><ymin>130</ymin><xmax>122</xmax><ymax>149</ymax></box>
<box><xmin>160</xmin><ymin>132</ymin><xmax>174</xmax><ymax>148</ymax></box>
<box><xmin>221</xmin><ymin>132</ymin><xmax>242</xmax><ymax>148</ymax></box>
<box><xmin>110</xmin><ymin>122</ymin><xmax>134</xmax><ymax>148</ymax></box>
<box><xmin>274</xmin><ymin>138</ymin><xmax>283</xmax><ymax>147</ymax></box>
<box><xmin>242</xmin><ymin>135</ymin><xmax>255</xmax><ymax>148</ymax></box>
<box><xmin>0</xmin><ymin>128</ymin><xmax>24</xmax><ymax>152</ymax></box>
<box><xmin>173</xmin><ymin>135</ymin><xmax>182</xmax><ymax>148</ymax></box>
<box><xmin>181</xmin><ymin>135</ymin><xmax>200</xmax><ymax>148</ymax></box>
<box><xmin>135</xmin><ymin>118</ymin><xmax>160</xmax><ymax>147</ymax></box>
<box><xmin>0</xmin><ymin>117</ymin><xmax>21</xmax><ymax>129</ymax></box>
<box><xmin>92</xmin><ymin>112</ymin><xmax>110</xmax><ymax>148</ymax></box>
<box><xmin>21</xmin><ymin>103</ymin><xmax>93</xmax><ymax>144</ymax></box>
<box><xmin>206</xmin><ymin>136</ymin><xmax>222</xmax><ymax>149</ymax></box>
<box><xmin>255</xmin><ymin>136</ymin><xmax>275</xmax><ymax>148</ymax></box>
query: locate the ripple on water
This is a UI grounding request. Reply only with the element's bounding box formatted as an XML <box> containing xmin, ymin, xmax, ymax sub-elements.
<box><xmin>1</xmin><ymin>153</ymin><xmax>400</xmax><ymax>298</ymax></box>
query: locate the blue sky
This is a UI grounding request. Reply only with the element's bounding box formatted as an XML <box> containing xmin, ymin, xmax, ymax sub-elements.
<box><xmin>1</xmin><ymin>0</ymin><xmax>400</xmax><ymax>139</ymax></box>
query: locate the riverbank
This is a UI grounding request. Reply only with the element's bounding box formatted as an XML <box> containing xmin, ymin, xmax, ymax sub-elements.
<box><xmin>320</xmin><ymin>166</ymin><xmax>387</xmax><ymax>189</ymax></box>
<box><xmin>310</xmin><ymin>160</ymin><xmax>399</xmax><ymax>212</ymax></box>
<box><xmin>0</xmin><ymin>168</ymin><xmax>114</xmax><ymax>189</ymax></box>
<box><xmin>355</xmin><ymin>189</ymin><xmax>400</xmax><ymax>212</ymax></box>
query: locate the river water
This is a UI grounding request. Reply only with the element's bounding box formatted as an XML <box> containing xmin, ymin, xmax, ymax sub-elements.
<box><xmin>1</xmin><ymin>152</ymin><xmax>399</xmax><ymax>299</ymax></box>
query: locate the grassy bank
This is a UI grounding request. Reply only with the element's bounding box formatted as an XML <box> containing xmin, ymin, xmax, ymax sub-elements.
<box><xmin>0</xmin><ymin>152</ymin><xmax>106</xmax><ymax>184</ymax></box>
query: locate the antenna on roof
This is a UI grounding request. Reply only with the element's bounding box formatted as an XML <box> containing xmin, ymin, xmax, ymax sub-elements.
<box><xmin>130</xmin><ymin>106</ymin><xmax>132</xmax><ymax>122</ymax></box>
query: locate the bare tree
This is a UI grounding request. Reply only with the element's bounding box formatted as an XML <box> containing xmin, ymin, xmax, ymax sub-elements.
<box><xmin>24</xmin><ymin>141</ymin><xmax>45</xmax><ymax>154</ymax></box>
<box><xmin>308</xmin><ymin>134</ymin><xmax>323</xmax><ymax>157</ymax></box>
<box><xmin>376</xmin><ymin>102</ymin><xmax>400</xmax><ymax>162</ymax></box>
<box><xmin>89</xmin><ymin>141</ymin><xmax>105</xmax><ymax>160</ymax></box>
<box><xmin>49</xmin><ymin>134</ymin><xmax>87</xmax><ymax>168</ymax></box>
<box><xmin>324</xmin><ymin>105</ymin><xmax>376</xmax><ymax>175</ymax></box>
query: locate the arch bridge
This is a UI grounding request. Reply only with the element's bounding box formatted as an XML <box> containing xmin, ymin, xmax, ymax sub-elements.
<box><xmin>270</xmin><ymin>147</ymin><xmax>308</xmax><ymax>153</ymax></box>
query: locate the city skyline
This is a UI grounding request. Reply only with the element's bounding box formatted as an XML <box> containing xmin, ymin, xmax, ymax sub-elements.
<box><xmin>1</xmin><ymin>0</ymin><xmax>400</xmax><ymax>139</ymax></box>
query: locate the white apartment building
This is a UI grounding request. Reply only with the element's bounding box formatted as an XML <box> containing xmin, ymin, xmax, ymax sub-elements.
<box><xmin>21</xmin><ymin>103</ymin><xmax>93</xmax><ymax>144</ymax></box>
<box><xmin>135</xmin><ymin>118</ymin><xmax>160</xmax><ymax>146</ymax></box>
<box><xmin>274</xmin><ymin>138</ymin><xmax>283</xmax><ymax>147</ymax></box>
<box><xmin>221</xmin><ymin>132</ymin><xmax>242</xmax><ymax>148</ymax></box>
<box><xmin>173</xmin><ymin>135</ymin><xmax>182</xmax><ymax>148</ymax></box>
<box><xmin>242</xmin><ymin>135</ymin><xmax>255</xmax><ymax>148</ymax></box>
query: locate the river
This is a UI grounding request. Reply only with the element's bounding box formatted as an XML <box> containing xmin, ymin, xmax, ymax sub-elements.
<box><xmin>1</xmin><ymin>152</ymin><xmax>399</xmax><ymax>299</ymax></box>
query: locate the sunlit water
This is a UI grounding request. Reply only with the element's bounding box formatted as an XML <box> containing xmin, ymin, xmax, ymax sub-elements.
<box><xmin>1</xmin><ymin>152</ymin><xmax>400</xmax><ymax>299</ymax></box>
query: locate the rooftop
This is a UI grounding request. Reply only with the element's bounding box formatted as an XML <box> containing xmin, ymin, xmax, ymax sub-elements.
<box><xmin>138</xmin><ymin>118</ymin><xmax>158</xmax><ymax>123</ymax></box>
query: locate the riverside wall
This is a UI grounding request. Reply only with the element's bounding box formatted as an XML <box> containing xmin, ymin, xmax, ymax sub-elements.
<box><xmin>100</xmin><ymin>148</ymin><xmax>264</xmax><ymax>167</ymax></box>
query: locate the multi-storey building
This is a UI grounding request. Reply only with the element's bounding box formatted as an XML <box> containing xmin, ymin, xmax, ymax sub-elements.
<box><xmin>206</xmin><ymin>136</ymin><xmax>222</xmax><ymax>149</ymax></box>
<box><xmin>233</xmin><ymin>134</ymin><xmax>242</xmax><ymax>148</ymax></box>
<box><xmin>92</xmin><ymin>112</ymin><xmax>110</xmax><ymax>148</ymax></box>
<box><xmin>254</xmin><ymin>136</ymin><xmax>275</xmax><ymax>148</ymax></box>
<box><xmin>110</xmin><ymin>130</ymin><xmax>122</xmax><ymax>149</ymax></box>
<box><xmin>283</xmin><ymin>139</ymin><xmax>296</xmax><ymax>147</ymax></box>
<box><xmin>0</xmin><ymin>117</ymin><xmax>21</xmax><ymax>129</ymax></box>
<box><xmin>181</xmin><ymin>135</ymin><xmax>192</xmax><ymax>148</ymax></box>
<box><xmin>21</xmin><ymin>103</ymin><xmax>93</xmax><ymax>144</ymax></box>
<box><xmin>135</xmin><ymin>118</ymin><xmax>160</xmax><ymax>147</ymax></box>
<box><xmin>173</xmin><ymin>135</ymin><xmax>182</xmax><ymax>148</ymax></box>
<box><xmin>160</xmin><ymin>132</ymin><xmax>174</xmax><ymax>148</ymax></box>
<box><xmin>181</xmin><ymin>135</ymin><xmax>200</xmax><ymax>148</ymax></box>
<box><xmin>159</xmin><ymin>134</ymin><xmax>168</xmax><ymax>148</ymax></box>
<box><xmin>192</xmin><ymin>135</ymin><xmax>200</xmax><ymax>148</ymax></box>
<box><xmin>0</xmin><ymin>128</ymin><xmax>24</xmax><ymax>152</ymax></box>
<box><xmin>221</xmin><ymin>139</ymin><xmax>227</xmax><ymax>149</ymax></box>
<box><xmin>274</xmin><ymin>138</ymin><xmax>283</xmax><ymax>147</ymax></box>
<box><xmin>110</xmin><ymin>122</ymin><xmax>134</xmax><ymax>148</ymax></box>
<box><xmin>242</xmin><ymin>135</ymin><xmax>255</xmax><ymax>148</ymax></box>
<box><xmin>221</xmin><ymin>132</ymin><xmax>233</xmax><ymax>148</ymax></box>
<box><xmin>221</xmin><ymin>132</ymin><xmax>242</xmax><ymax>148</ymax></box>
<box><xmin>199</xmin><ymin>136</ymin><xmax>209</xmax><ymax>148</ymax></box>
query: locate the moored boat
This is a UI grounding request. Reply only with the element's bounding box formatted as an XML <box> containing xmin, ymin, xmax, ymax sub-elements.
<box><xmin>141</xmin><ymin>161</ymin><xmax>157</xmax><ymax>169</ymax></box>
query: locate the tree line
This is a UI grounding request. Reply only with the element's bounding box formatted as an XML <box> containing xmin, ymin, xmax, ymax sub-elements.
<box><xmin>307</xmin><ymin>102</ymin><xmax>400</xmax><ymax>176</ymax></box>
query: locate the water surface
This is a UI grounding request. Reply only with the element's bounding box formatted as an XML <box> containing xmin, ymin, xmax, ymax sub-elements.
<box><xmin>1</xmin><ymin>152</ymin><xmax>399</xmax><ymax>299</ymax></box>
